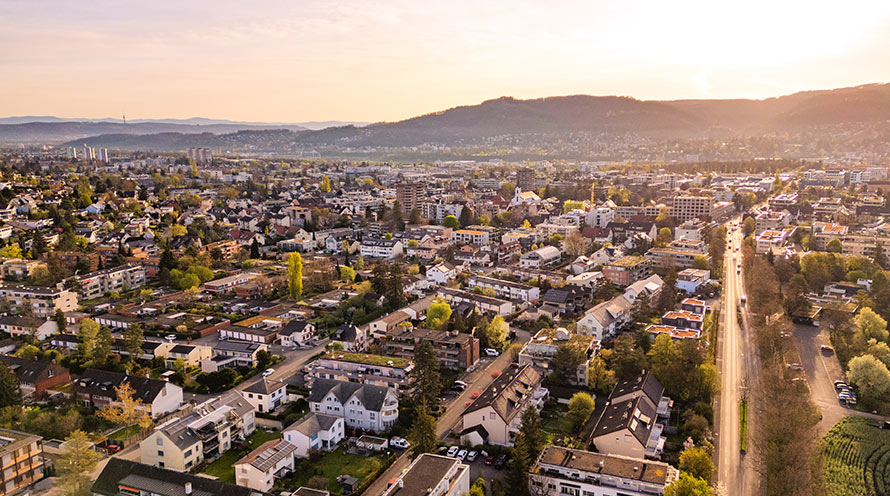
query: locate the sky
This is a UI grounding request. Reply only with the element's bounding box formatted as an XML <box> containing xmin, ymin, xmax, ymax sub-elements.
<box><xmin>2</xmin><ymin>0</ymin><xmax>890</xmax><ymax>123</ymax></box>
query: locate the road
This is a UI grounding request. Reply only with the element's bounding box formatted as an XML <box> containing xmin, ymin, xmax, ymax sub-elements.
<box><xmin>715</xmin><ymin>223</ymin><xmax>760</xmax><ymax>496</ymax></box>
<box><xmin>360</xmin><ymin>351</ymin><xmax>512</xmax><ymax>496</ymax></box>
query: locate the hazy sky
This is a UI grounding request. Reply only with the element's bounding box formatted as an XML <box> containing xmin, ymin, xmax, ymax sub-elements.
<box><xmin>2</xmin><ymin>0</ymin><xmax>889</xmax><ymax>123</ymax></box>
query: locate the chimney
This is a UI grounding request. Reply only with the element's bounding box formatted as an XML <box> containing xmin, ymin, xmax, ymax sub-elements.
<box><xmin>184</xmin><ymin>482</ymin><xmax>192</xmax><ymax>495</ymax></box>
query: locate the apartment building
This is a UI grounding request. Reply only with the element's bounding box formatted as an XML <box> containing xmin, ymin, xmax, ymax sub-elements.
<box><xmin>384</xmin><ymin>327</ymin><xmax>480</xmax><ymax>370</ymax></box>
<box><xmin>529</xmin><ymin>446</ymin><xmax>679</xmax><ymax>496</ymax></box>
<box><xmin>0</xmin><ymin>258</ymin><xmax>46</xmax><ymax>280</ymax></box>
<box><xmin>460</xmin><ymin>364</ymin><xmax>546</xmax><ymax>446</ymax></box>
<box><xmin>396</xmin><ymin>182</ymin><xmax>424</xmax><ymax>216</ymax></box>
<box><xmin>308</xmin><ymin>379</ymin><xmax>399</xmax><ymax>433</ymax></box>
<box><xmin>381</xmin><ymin>454</ymin><xmax>470</xmax><ymax>496</ymax></box>
<box><xmin>141</xmin><ymin>392</ymin><xmax>256</xmax><ymax>471</ymax></box>
<box><xmin>644</xmin><ymin>248</ymin><xmax>709</xmax><ymax>270</ymax></box>
<box><xmin>92</xmin><ymin>458</ymin><xmax>258</xmax><ymax>496</ymax></box>
<box><xmin>74</xmin><ymin>369</ymin><xmax>183</xmax><ymax>418</ymax></box>
<box><xmin>603</xmin><ymin>257</ymin><xmax>653</xmax><ymax>287</ymax></box>
<box><xmin>466</xmin><ymin>275</ymin><xmax>540</xmax><ymax>303</ymax></box>
<box><xmin>241</xmin><ymin>379</ymin><xmax>287</xmax><ymax>413</ymax></box>
<box><xmin>0</xmin><ymin>285</ymin><xmax>78</xmax><ymax>317</ymax></box>
<box><xmin>586</xmin><ymin>206</ymin><xmax>615</xmax><ymax>228</ymax></box>
<box><xmin>670</xmin><ymin>196</ymin><xmax>733</xmax><ymax>222</ymax></box>
<box><xmin>234</xmin><ymin>439</ymin><xmax>298</xmax><ymax>492</ymax></box>
<box><xmin>519</xmin><ymin>246</ymin><xmax>561</xmax><ymax>268</ymax></box>
<box><xmin>202</xmin><ymin>341</ymin><xmax>268</xmax><ymax>373</ymax></box>
<box><xmin>754</xmin><ymin>210</ymin><xmax>792</xmax><ymax>234</ymax></box>
<box><xmin>0</xmin><ymin>428</ymin><xmax>44</xmax><ymax>495</ymax></box>
<box><xmin>203</xmin><ymin>272</ymin><xmax>257</xmax><ymax>294</ymax></box>
<box><xmin>755</xmin><ymin>230</ymin><xmax>789</xmax><ymax>254</ymax></box>
<box><xmin>518</xmin><ymin>328</ymin><xmax>596</xmax><ymax>386</ymax></box>
<box><xmin>360</xmin><ymin>238</ymin><xmax>404</xmax><ymax>259</ymax></box>
<box><xmin>451</xmin><ymin>229</ymin><xmax>490</xmax><ymax>245</ymax></box>
<box><xmin>308</xmin><ymin>352</ymin><xmax>413</xmax><ymax>394</ymax></box>
<box><xmin>74</xmin><ymin>263</ymin><xmax>146</xmax><ymax>299</ymax></box>
<box><xmin>676</xmin><ymin>269</ymin><xmax>710</xmax><ymax>293</ymax></box>
<box><xmin>436</xmin><ymin>288</ymin><xmax>515</xmax><ymax>317</ymax></box>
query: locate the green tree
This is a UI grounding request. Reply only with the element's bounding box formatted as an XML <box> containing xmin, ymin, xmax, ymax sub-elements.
<box><xmin>54</xmin><ymin>308</ymin><xmax>67</xmax><ymax>332</ymax></box>
<box><xmin>656</xmin><ymin>227</ymin><xmax>673</xmax><ymax>248</ymax></box>
<box><xmin>411</xmin><ymin>341</ymin><xmax>441</xmax><ymax>410</ymax></box>
<box><xmin>515</xmin><ymin>406</ymin><xmax>544</xmax><ymax>459</ymax></box>
<box><xmin>57</xmin><ymin>430</ymin><xmax>102</xmax><ymax>496</ymax></box>
<box><xmin>551</xmin><ymin>343</ymin><xmax>587</xmax><ymax>385</ymax></box>
<box><xmin>319</xmin><ymin>175</ymin><xmax>331</xmax><ymax>193</ymax></box>
<box><xmin>95</xmin><ymin>326</ymin><xmax>113</xmax><ymax>367</ymax></box>
<box><xmin>678</xmin><ymin>445</ymin><xmax>716</xmax><ymax>482</ymax></box>
<box><xmin>826</xmin><ymin>238</ymin><xmax>843</xmax><ymax>253</ymax></box>
<box><xmin>77</xmin><ymin>318</ymin><xmax>99</xmax><ymax>364</ymax></box>
<box><xmin>875</xmin><ymin>242</ymin><xmax>888</xmax><ymax>270</ymax></box>
<box><xmin>443</xmin><ymin>215</ymin><xmax>460</xmax><ymax>229</ymax></box>
<box><xmin>340</xmin><ymin>265</ymin><xmax>356</xmax><ymax>282</ymax></box>
<box><xmin>848</xmin><ymin>354</ymin><xmax>890</xmax><ymax>399</ymax></box>
<box><xmin>586</xmin><ymin>356</ymin><xmax>617</xmax><ymax>395</ymax></box>
<box><xmin>426</xmin><ymin>298</ymin><xmax>452</xmax><ymax>330</ymax></box>
<box><xmin>742</xmin><ymin>216</ymin><xmax>755</xmax><ymax>236</ymax></box>
<box><xmin>692</xmin><ymin>256</ymin><xmax>709</xmax><ymax>270</ymax></box>
<box><xmin>0</xmin><ymin>363</ymin><xmax>21</xmax><ymax>408</ymax></box>
<box><xmin>408</xmin><ymin>400</ymin><xmax>437</xmax><ymax>457</ymax></box>
<box><xmin>567</xmin><ymin>392</ymin><xmax>595</xmax><ymax>429</ymax></box>
<box><xmin>657</xmin><ymin>269</ymin><xmax>678</xmax><ymax>312</ymax></box>
<box><xmin>0</xmin><ymin>244</ymin><xmax>22</xmax><ymax>258</ymax></box>
<box><xmin>665</xmin><ymin>473</ymin><xmax>711</xmax><ymax>496</ymax></box>
<box><xmin>250</xmin><ymin>238</ymin><xmax>260</xmax><ymax>258</ymax></box>
<box><xmin>856</xmin><ymin>307</ymin><xmax>889</xmax><ymax>341</ymax></box>
<box><xmin>506</xmin><ymin>441</ymin><xmax>531</xmax><ymax>496</ymax></box>
<box><xmin>459</xmin><ymin>206</ymin><xmax>474</xmax><ymax>228</ymax></box>
<box><xmin>563</xmin><ymin>200</ymin><xmax>584</xmax><ymax>213</ymax></box>
<box><xmin>256</xmin><ymin>350</ymin><xmax>272</xmax><ymax>371</ymax></box>
<box><xmin>288</xmin><ymin>252</ymin><xmax>303</xmax><ymax>300</ymax></box>
<box><xmin>409</xmin><ymin>208</ymin><xmax>423</xmax><ymax>225</ymax></box>
<box><xmin>609</xmin><ymin>334</ymin><xmax>648</xmax><ymax>379</ymax></box>
<box><xmin>123</xmin><ymin>323</ymin><xmax>144</xmax><ymax>361</ymax></box>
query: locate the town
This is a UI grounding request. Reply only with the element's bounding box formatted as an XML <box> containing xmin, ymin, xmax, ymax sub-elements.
<box><xmin>0</xmin><ymin>146</ymin><xmax>883</xmax><ymax>496</ymax></box>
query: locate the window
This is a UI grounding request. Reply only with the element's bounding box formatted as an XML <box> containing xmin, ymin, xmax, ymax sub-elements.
<box><xmin>184</xmin><ymin>449</ymin><xmax>192</xmax><ymax>457</ymax></box>
<box><xmin>157</xmin><ymin>450</ymin><xmax>164</xmax><ymax>457</ymax></box>
<box><xmin>156</xmin><ymin>438</ymin><xmax>163</xmax><ymax>446</ymax></box>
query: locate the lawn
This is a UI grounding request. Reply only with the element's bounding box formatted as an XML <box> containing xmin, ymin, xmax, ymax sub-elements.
<box><xmin>201</xmin><ymin>429</ymin><xmax>282</xmax><ymax>483</ymax></box>
<box><xmin>108</xmin><ymin>424</ymin><xmax>142</xmax><ymax>443</ymax></box>
<box><xmin>540</xmin><ymin>403</ymin><xmax>573</xmax><ymax>438</ymax></box>
<box><xmin>289</xmin><ymin>447</ymin><xmax>393</xmax><ymax>495</ymax></box>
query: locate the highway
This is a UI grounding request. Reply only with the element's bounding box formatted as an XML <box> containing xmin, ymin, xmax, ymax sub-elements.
<box><xmin>715</xmin><ymin>222</ymin><xmax>760</xmax><ymax>495</ymax></box>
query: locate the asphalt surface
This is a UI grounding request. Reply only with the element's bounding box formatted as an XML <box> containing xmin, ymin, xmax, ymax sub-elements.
<box><xmin>715</xmin><ymin>223</ymin><xmax>760</xmax><ymax>496</ymax></box>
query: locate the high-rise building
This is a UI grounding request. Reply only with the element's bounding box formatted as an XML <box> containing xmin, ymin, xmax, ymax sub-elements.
<box><xmin>187</xmin><ymin>147</ymin><xmax>212</xmax><ymax>164</ymax></box>
<box><xmin>395</xmin><ymin>182</ymin><xmax>424</xmax><ymax>216</ymax></box>
<box><xmin>96</xmin><ymin>148</ymin><xmax>109</xmax><ymax>163</ymax></box>
<box><xmin>516</xmin><ymin>168</ymin><xmax>535</xmax><ymax>191</ymax></box>
<box><xmin>0</xmin><ymin>428</ymin><xmax>45</xmax><ymax>494</ymax></box>
<box><xmin>81</xmin><ymin>144</ymin><xmax>95</xmax><ymax>161</ymax></box>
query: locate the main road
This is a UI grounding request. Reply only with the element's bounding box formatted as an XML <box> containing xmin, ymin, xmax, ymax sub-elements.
<box><xmin>715</xmin><ymin>222</ymin><xmax>760</xmax><ymax>495</ymax></box>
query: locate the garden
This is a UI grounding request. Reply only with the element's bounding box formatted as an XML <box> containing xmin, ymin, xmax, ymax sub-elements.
<box><xmin>286</xmin><ymin>447</ymin><xmax>395</xmax><ymax>495</ymax></box>
<box><xmin>200</xmin><ymin>429</ymin><xmax>282</xmax><ymax>483</ymax></box>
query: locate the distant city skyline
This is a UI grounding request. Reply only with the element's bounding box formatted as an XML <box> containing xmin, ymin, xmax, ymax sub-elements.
<box><xmin>2</xmin><ymin>0</ymin><xmax>889</xmax><ymax>123</ymax></box>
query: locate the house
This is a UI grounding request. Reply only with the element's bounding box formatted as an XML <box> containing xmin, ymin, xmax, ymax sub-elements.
<box><xmin>360</xmin><ymin>238</ymin><xmax>403</xmax><ymax>259</ymax></box>
<box><xmin>367</xmin><ymin>310</ymin><xmax>412</xmax><ymax>340</ymax></box>
<box><xmin>164</xmin><ymin>344</ymin><xmax>212</xmax><ymax>368</ymax></box>
<box><xmin>234</xmin><ymin>439</ymin><xmax>298</xmax><ymax>492</ymax></box>
<box><xmin>576</xmin><ymin>296</ymin><xmax>633</xmax><ymax>341</ymax></box>
<box><xmin>74</xmin><ymin>369</ymin><xmax>183</xmax><ymax>418</ymax></box>
<box><xmin>519</xmin><ymin>246</ymin><xmax>561</xmax><ymax>268</ymax></box>
<box><xmin>381</xmin><ymin>454</ymin><xmax>470</xmax><ymax>496</ymax></box>
<box><xmin>92</xmin><ymin>458</ymin><xmax>259</xmax><ymax>496</ymax></box>
<box><xmin>676</xmin><ymin>268</ymin><xmax>710</xmax><ymax>293</ymax></box>
<box><xmin>384</xmin><ymin>327</ymin><xmax>480</xmax><ymax>370</ymax></box>
<box><xmin>241</xmin><ymin>379</ymin><xmax>288</xmax><ymax>413</ymax></box>
<box><xmin>220</xmin><ymin>315</ymin><xmax>288</xmax><ymax>344</ymax></box>
<box><xmin>308</xmin><ymin>379</ymin><xmax>399</xmax><ymax>433</ymax></box>
<box><xmin>204</xmin><ymin>272</ymin><xmax>258</xmax><ymax>294</ymax></box>
<box><xmin>331</xmin><ymin>324</ymin><xmax>366</xmax><ymax>352</ymax></box>
<box><xmin>451</xmin><ymin>229</ymin><xmax>490</xmax><ymax>245</ymax></box>
<box><xmin>0</xmin><ymin>285</ymin><xmax>78</xmax><ymax>317</ymax></box>
<box><xmin>278</xmin><ymin>320</ymin><xmax>315</xmax><ymax>347</ymax></box>
<box><xmin>308</xmin><ymin>352</ymin><xmax>412</xmax><ymax>394</ymax></box>
<box><xmin>0</xmin><ymin>316</ymin><xmax>58</xmax><ymax>341</ymax></box>
<box><xmin>202</xmin><ymin>340</ymin><xmax>268</xmax><ymax>373</ymax></box>
<box><xmin>459</xmin><ymin>364</ymin><xmax>547</xmax><ymax>446</ymax></box>
<box><xmin>603</xmin><ymin>256</ymin><xmax>653</xmax><ymax>287</ymax></box>
<box><xmin>437</xmin><ymin>288</ymin><xmax>515</xmax><ymax>317</ymax></box>
<box><xmin>680</xmin><ymin>297</ymin><xmax>708</xmax><ymax>315</ymax></box>
<box><xmin>518</xmin><ymin>328</ymin><xmax>596</xmax><ymax>386</ymax></box>
<box><xmin>565</xmin><ymin>271</ymin><xmax>603</xmax><ymax>289</ymax></box>
<box><xmin>74</xmin><ymin>263</ymin><xmax>146</xmax><ymax>299</ymax></box>
<box><xmin>466</xmin><ymin>275</ymin><xmax>540</xmax><ymax>303</ymax></box>
<box><xmin>141</xmin><ymin>391</ymin><xmax>256</xmax><ymax>471</ymax></box>
<box><xmin>426</xmin><ymin>261</ymin><xmax>457</xmax><ymax>286</ymax></box>
<box><xmin>0</xmin><ymin>355</ymin><xmax>69</xmax><ymax>398</ymax></box>
<box><xmin>529</xmin><ymin>446</ymin><xmax>679</xmax><ymax>496</ymax></box>
<box><xmin>0</xmin><ymin>428</ymin><xmax>45</xmax><ymax>495</ymax></box>
<box><xmin>283</xmin><ymin>413</ymin><xmax>345</xmax><ymax>457</ymax></box>
<box><xmin>541</xmin><ymin>284</ymin><xmax>590</xmax><ymax>314</ymax></box>
<box><xmin>590</xmin><ymin>372</ymin><xmax>670</xmax><ymax>459</ymax></box>
<box><xmin>453</xmin><ymin>245</ymin><xmax>492</xmax><ymax>266</ymax></box>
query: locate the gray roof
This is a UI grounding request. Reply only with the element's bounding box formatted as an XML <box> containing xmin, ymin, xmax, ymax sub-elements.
<box><xmin>308</xmin><ymin>379</ymin><xmax>390</xmax><ymax>412</ymax></box>
<box><xmin>591</xmin><ymin>396</ymin><xmax>657</xmax><ymax>447</ymax></box>
<box><xmin>92</xmin><ymin>458</ymin><xmax>258</xmax><ymax>496</ymax></box>
<box><xmin>243</xmin><ymin>379</ymin><xmax>286</xmax><ymax>395</ymax></box>
<box><xmin>284</xmin><ymin>412</ymin><xmax>341</xmax><ymax>437</ymax></box>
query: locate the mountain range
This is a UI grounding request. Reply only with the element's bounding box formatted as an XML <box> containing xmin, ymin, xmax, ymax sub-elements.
<box><xmin>3</xmin><ymin>82</ymin><xmax>889</xmax><ymax>156</ymax></box>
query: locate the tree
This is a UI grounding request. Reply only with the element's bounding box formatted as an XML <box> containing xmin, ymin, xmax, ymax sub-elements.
<box><xmin>94</xmin><ymin>326</ymin><xmax>113</xmax><ymax>368</ymax></box>
<box><xmin>392</xmin><ymin>201</ymin><xmax>406</xmax><ymax>231</ymax></box>
<box><xmin>567</xmin><ymin>392</ymin><xmax>595</xmax><ymax>429</ymax></box>
<box><xmin>679</xmin><ymin>445</ymin><xmax>715</xmax><ymax>482</ymax></box>
<box><xmin>77</xmin><ymin>318</ymin><xmax>99</xmax><ymax>364</ymax></box>
<box><xmin>459</xmin><ymin>206</ymin><xmax>475</xmax><ymax>228</ymax></box>
<box><xmin>408</xmin><ymin>400</ymin><xmax>437</xmax><ymax>457</ymax></box>
<box><xmin>506</xmin><ymin>440</ymin><xmax>531</xmax><ymax>496</ymax></box>
<box><xmin>98</xmin><ymin>383</ymin><xmax>152</xmax><ymax>437</ymax></box>
<box><xmin>0</xmin><ymin>244</ymin><xmax>22</xmax><ymax>258</ymax></box>
<box><xmin>657</xmin><ymin>270</ymin><xmax>678</xmax><ymax>312</ymax></box>
<box><xmin>563</xmin><ymin>200</ymin><xmax>584</xmax><ymax>213</ymax></box>
<box><xmin>609</xmin><ymin>334</ymin><xmax>648</xmax><ymax>379</ymax></box>
<box><xmin>409</xmin><ymin>208</ymin><xmax>423</xmax><ymax>225</ymax></box>
<box><xmin>319</xmin><ymin>175</ymin><xmax>331</xmax><ymax>193</ymax></box>
<box><xmin>847</xmin><ymin>354</ymin><xmax>890</xmax><ymax>399</ymax></box>
<box><xmin>57</xmin><ymin>430</ymin><xmax>102</xmax><ymax>496</ymax></box>
<box><xmin>692</xmin><ymin>256</ymin><xmax>709</xmax><ymax>270</ymax></box>
<box><xmin>784</xmin><ymin>274</ymin><xmax>812</xmax><ymax>318</ymax></box>
<box><xmin>250</xmin><ymin>238</ymin><xmax>260</xmax><ymax>258</ymax></box>
<box><xmin>586</xmin><ymin>356</ymin><xmax>617</xmax><ymax>395</ymax></box>
<box><xmin>664</xmin><ymin>473</ymin><xmax>711</xmax><ymax>496</ymax></box>
<box><xmin>0</xmin><ymin>363</ymin><xmax>21</xmax><ymax>408</ymax></box>
<box><xmin>742</xmin><ymin>217</ymin><xmax>755</xmax><ymax>237</ymax></box>
<box><xmin>656</xmin><ymin>227</ymin><xmax>673</xmax><ymax>248</ymax></box>
<box><xmin>826</xmin><ymin>238</ymin><xmax>843</xmax><ymax>253</ymax></box>
<box><xmin>551</xmin><ymin>344</ymin><xmax>587</xmax><ymax>385</ymax></box>
<box><xmin>123</xmin><ymin>323</ymin><xmax>144</xmax><ymax>361</ymax></box>
<box><xmin>477</xmin><ymin>316</ymin><xmax>508</xmax><ymax>350</ymax></box>
<box><xmin>867</xmin><ymin>339</ymin><xmax>890</xmax><ymax>368</ymax></box>
<box><xmin>515</xmin><ymin>406</ymin><xmax>544</xmax><ymax>460</ymax></box>
<box><xmin>443</xmin><ymin>215</ymin><xmax>460</xmax><ymax>229</ymax></box>
<box><xmin>564</xmin><ymin>231</ymin><xmax>588</xmax><ymax>257</ymax></box>
<box><xmin>875</xmin><ymin>242</ymin><xmax>888</xmax><ymax>270</ymax></box>
<box><xmin>426</xmin><ymin>299</ymin><xmax>452</xmax><ymax>330</ymax></box>
<box><xmin>411</xmin><ymin>341</ymin><xmax>441</xmax><ymax>410</ymax></box>
<box><xmin>288</xmin><ymin>252</ymin><xmax>303</xmax><ymax>300</ymax></box>
<box><xmin>340</xmin><ymin>265</ymin><xmax>356</xmax><ymax>282</ymax></box>
<box><xmin>31</xmin><ymin>230</ymin><xmax>46</xmax><ymax>257</ymax></box>
<box><xmin>856</xmin><ymin>307</ymin><xmax>889</xmax><ymax>341</ymax></box>
<box><xmin>256</xmin><ymin>350</ymin><xmax>272</xmax><ymax>371</ymax></box>
<box><xmin>54</xmin><ymin>308</ymin><xmax>67</xmax><ymax>332</ymax></box>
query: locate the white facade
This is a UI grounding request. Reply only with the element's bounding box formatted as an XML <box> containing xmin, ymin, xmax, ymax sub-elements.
<box><xmin>283</xmin><ymin>413</ymin><xmax>345</xmax><ymax>458</ymax></box>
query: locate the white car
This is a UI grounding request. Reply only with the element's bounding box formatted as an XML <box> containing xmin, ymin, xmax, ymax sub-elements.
<box><xmin>262</xmin><ymin>368</ymin><xmax>275</xmax><ymax>377</ymax></box>
<box><xmin>446</xmin><ymin>446</ymin><xmax>459</xmax><ymax>458</ymax></box>
<box><xmin>390</xmin><ymin>437</ymin><xmax>410</xmax><ymax>449</ymax></box>
<box><xmin>466</xmin><ymin>450</ymin><xmax>478</xmax><ymax>462</ymax></box>
<box><xmin>457</xmin><ymin>449</ymin><xmax>468</xmax><ymax>460</ymax></box>
<box><xmin>484</xmin><ymin>348</ymin><xmax>500</xmax><ymax>357</ymax></box>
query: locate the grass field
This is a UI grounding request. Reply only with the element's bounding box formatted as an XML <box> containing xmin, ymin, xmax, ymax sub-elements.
<box><xmin>739</xmin><ymin>398</ymin><xmax>748</xmax><ymax>453</ymax></box>
<box><xmin>108</xmin><ymin>424</ymin><xmax>142</xmax><ymax>443</ymax></box>
<box><xmin>201</xmin><ymin>429</ymin><xmax>282</xmax><ymax>483</ymax></box>
<box><xmin>290</xmin><ymin>447</ymin><xmax>392</xmax><ymax>495</ymax></box>
<box><xmin>821</xmin><ymin>417</ymin><xmax>890</xmax><ymax>496</ymax></box>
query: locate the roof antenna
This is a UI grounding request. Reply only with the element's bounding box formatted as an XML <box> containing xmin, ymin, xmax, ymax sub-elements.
<box><xmin>123</xmin><ymin>114</ymin><xmax>126</xmax><ymax>125</ymax></box>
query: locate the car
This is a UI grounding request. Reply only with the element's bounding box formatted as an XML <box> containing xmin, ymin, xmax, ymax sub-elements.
<box><xmin>165</xmin><ymin>334</ymin><xmax>177</xmax><ymax>342</ymax></box>
<box><xmin>262</xmin><ymin>368</ymin><xmax>275</xmax><ymax>377</ymax></box>
<box><xmin>390</xmin><ymin>437</ymin><xmax>410</xmax><ymax>449</ymax></box>
<box><xmin>104</xmin><ymin>444</ymin><xmax>121</xmax><ymax>454</ymax></box>
<box><xmin>785</xmin><ymin>363</ymin><xmax>804</xmax><ymax>371</ymax></box>
<box><xmin>494</xmin><ymin>454</ymin><xmax>508</xmax><ymax>469</ymax></box>
<box><xmin>446</xmin><ymin>446</ymin><xmax>459</xmax><ymax>458</ymax></box>
<box><xmin>457</xmin><ymin>449</ymin><xmax>468</xmax><ymax>460</ymax></box>
<box><xmin>737</xmin><ymin>269</ymin><xmax>741</xmax><ymax>275</ymax></box>
<box><xmin>834</xmin><ymin>381</ymin><xmax>848</xmax><ymax>391</ymax></box>
<box><xmin>485</xmin><ymin>456</ymin><xmax>495</xmax><ymax>466</ymax></box>
<box><xmin>437</xmin><ymin>446</ymin><xmax>449</xmax><ymax>455</ymax></box>
<box><xmin>484</xmin><ymin>348</ymin><xmax>500</xmax><ymax>357</ymax></box>
<box><xmin>452</xmin><ymin>380</ymin><xmax>468</xmax><ymax>391</ymax></box>
<box><xmin>821</xmin><ymin>345</ymin><xmax>834</xmax><ymax>354</ymax></box>
<box><xmin>466</xmin><ymin>451</ymin><xmax>478</xmax><ymax>462</ymax></box>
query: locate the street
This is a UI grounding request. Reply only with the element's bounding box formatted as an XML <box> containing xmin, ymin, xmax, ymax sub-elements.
<box><xmin>715</xmin><ymin>223</ymin><xmax>759</xmax><ymax>496</ymax></box>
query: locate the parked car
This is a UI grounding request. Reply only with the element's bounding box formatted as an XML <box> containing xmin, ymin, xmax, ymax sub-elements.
<box><xmin>821</xmin><ymin>345</ymin><xmax>834</xmax><ymax>354</ymax></box>
<box><xmin>390</xmin><ymin>437</ymin><xmax>410</xmax><ymax>449</ymax></box>
<box><xmin>452</xmin><ymin>380</ymin><xmax>468</xmax><ymax>391</ymax></box>
<box><xmin>484</xmin><ymin>456</ymin><xmax>495</xmax><ymax>466</ymax></box>
<box><xmin>457</xmin><ymin>449</ymin><xmax>468</xmax><ymax>460</ymax></box>
<box><xmin>466</xmin><ymin>451</ymin><xmax>478</xmax><ymax>462</ymax></box>
<box><xmin>104</xmin><ymin>444</ymin><xmax>121</xmax><ymax>454</ymax></box>
<box><xmin>262</xmin><ymin>368</ymin><xmax>275</xmax><ymax>377</ymax></box>
<box><xmin>785</xmin><ymin>363</ymin><xmax>804</xmax><ymax>371</ymax></box>
<box><xmin>494</xmin><ymin>454</ymin><xmax>508</xmax><ymax>469</ymax></box>
<box><xmin>484</xmin><ymin>348</ymin><xmax>500</xmax><ymax>357</ymax></box>
<box><xmin>834</xmin><ymin>381</ymin><xmax>848</xmax><ymax>391</ymax></box>
<box><xmin>437</xmin><ymin>446</ymin><xmax>449</xmax><ymax>455</ymax></box>
<box><xmin>446</xmin><ymin>446</ymin><xmax>459</xmax><ymax>458</ymax></box>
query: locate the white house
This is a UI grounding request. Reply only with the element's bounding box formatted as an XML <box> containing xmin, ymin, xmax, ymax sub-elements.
<box><xmin>519</xmin><ymin>246</ymin><xmax>561</xmax><ymax>268</ymax></box>
<box><xmin>426</xmin><ymin>261</ymin><xmax>457</xmax><ymax>286</ymax></box>
<box><xmin>360</xmin><ymin>238</ymin><xmax>403</xmax><ymax>259</ymax></box>
<box><xmin>466</xmin><ymin>275</ymin><xmax>540</xmax><ymax>303</ymax></box>
<box><xmin>308</xmin><ymin>379</ymin><xmax>399</xmax><ymax>433</ymax></box>
<box><xmin>234</xmin><ymin>439</ymin><xmax>298</xmax><ymax>492</ymax></box>
<box><xmin>283</xmin><ymin>413</ymin><xmax>345</xmax><ymax>458</ymax></box>
<box><xmin>278</xmin><ymin>320</ymin><xmax>315</xmax><ymax>347</ymax></box>
<box><xmin>241</xmin><ymin>379</ymin><xmax>288</xmax><ymax>413</ymax></box>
